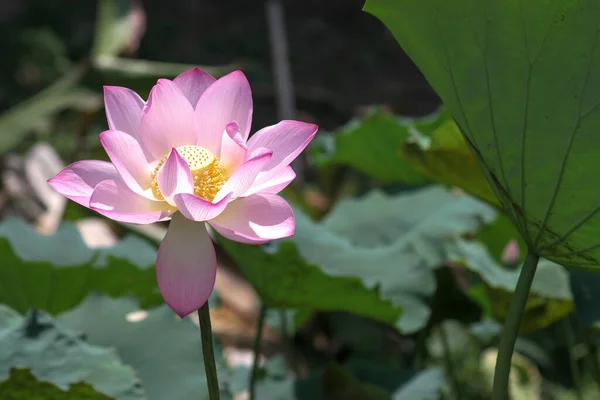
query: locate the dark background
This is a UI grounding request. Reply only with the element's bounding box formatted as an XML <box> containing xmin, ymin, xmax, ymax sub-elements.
<box><xmin>0</xmin><ymin>0</ymin><xmax>439</xmax><ymax>133</ymax></box>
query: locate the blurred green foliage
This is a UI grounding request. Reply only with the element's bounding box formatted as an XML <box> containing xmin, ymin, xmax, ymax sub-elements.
<box><xmin>0</xmin><ymin>218</ymin><xmax>161</xmax><ymax>314</ymax></box>
<box><xmin>221</xmin><ymin>185</ymin><xmax>495</xmax><ymax>334</ymax></box>
<box><xmin>0</xmin><ymin>305</ymin><xmax>144</xmax><ymax>399</ymax></box>
<box><xmin>0</xmin><ymin>368</ymin><xmax>112</xmax><ymax>400</ymax></box>
<box><xmin>58</xmin><ymin>296</ymin><xmax>232</xmax><ymax>400</ymax></box>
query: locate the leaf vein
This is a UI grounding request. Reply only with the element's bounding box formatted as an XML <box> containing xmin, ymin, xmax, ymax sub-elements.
<box><xmin>534</xmin><ymin>27</ymin><xmax>600</xmax><ymax>248</ymax></box>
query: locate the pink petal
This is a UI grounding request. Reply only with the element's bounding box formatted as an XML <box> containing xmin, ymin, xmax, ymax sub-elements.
<box><xmin>195</xmin><ymin>71</ymin><xmax>253</xmax><ymax>154</ymax></box>
<box><xmin>90</xmin><ymin>179</ymin><xmax>172</xmax><ymax>224</ymax></box>
<box><xmin>157</xmin><ymin>148</ymin><xmax>194</xmax><ymax>206</ymax></box>
<box><xmin>244</xmin><ymin>166</ymin><xmax>295</xmax><ymax>196</ymax></box>
<box><xmin>219</xmin><ymin>121</ymin><xmax>247</xmax><ymax>172</ymax></box>
<box><xmin>209</xmin><ymin>193</ymin><xmax>294</xmax><ymax>243</ymax></box>
<box><xmin>173</xmin><ymin>67</ymin><xmax>216</xmax><ymax>109</ymax></box>
<box><xmin>501</xmin><ymin>239</ymin><xmax>520</xmax><ymax>265</ymax></box>
<box><xmin>103</xmin><ymin>86</ymin><xmax>145</xmax><ymax>142</ymax></box>
<box><xmin>139</xmin><ymin>79</ymin><xmax>198</xmax><ymax>160</ymax></box>
<box><xmin>247</xmin><ymin>120</ymin><xmax>317</xmax><ymax>187</ymax></box>
<box><xmin>156</xmin><ymin>213</ymin><xmax>217</xmax><ymax>317</ymax></box>
<box><xmin>174</xmin><ymin>192</ymin><xmax>232</xmax><ymax>222</ymax></box>
<box><xmin>100</xmin><ymin>130</ymin><xmax>152</xmax><ymax>195</ymax></box>
<box><xmin>48</xmin><ymin>160</ymin><xmax>119</xmax><ymax>207</ymax></box>
<box><xmin>215</xmin><ymin>147</ymin><xmax>272</xmax><ymax>201</ymax></box>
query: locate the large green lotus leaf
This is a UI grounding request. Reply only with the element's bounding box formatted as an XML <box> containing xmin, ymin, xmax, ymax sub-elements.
<box><xmin>0</xmin><ymin>368</ymin><xmax>112</xmax><ymax>400</ymax></box>
<box><xmin>402</xmin><ymin>118</ymin><xmax>500</xmax><ymax>208</ymax></box>
<box><xmin>311</xmin><ymin>109</ymin><xmax>450</xmax><ymax>184</ymax></box>
<box><xmin>448</xmin><ymin>239</ymin><xmax>573</xmax><ymax>332</ymax></box>
<box><xmin>364</xmin><ymin>0</ymin><xmax>600</xmax><ymax>267</ymax></box>
<box><xmin>0</xmin><ymin>305</ymin><xmax>144</xmax><ymax>399</ymax></box>
<box><xmin>0</xmin><ymin>218</ymin><xmax>161</xmax><ymax>314</ymax></box>
<box><xmin>220</xmin><ymin>185</ymin><xmax>495</xmax><ymax>333</ymax></box>
<box><xmin>58</xmin><ymin>295</ymin><xmax>232</xmax><ymax>400</ymax></box>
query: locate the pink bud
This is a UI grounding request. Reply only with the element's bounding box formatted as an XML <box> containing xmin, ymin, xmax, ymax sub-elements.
<box><xmin>501</xmin><ymin>239</ymin><xmax>520</xmax><ymax>265</ymax></box>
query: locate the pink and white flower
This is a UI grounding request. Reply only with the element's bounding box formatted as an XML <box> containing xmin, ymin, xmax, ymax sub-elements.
<box><xmin>48</xmin><ymin>67</ymin><xmax>318</xmax><ymax>317</ymax></box>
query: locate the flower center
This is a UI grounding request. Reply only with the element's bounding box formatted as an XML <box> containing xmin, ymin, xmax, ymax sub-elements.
<box><xmin>151</xmin><ymin>145</ymin><xmax>227</xmax><ymax>202</ymax></box>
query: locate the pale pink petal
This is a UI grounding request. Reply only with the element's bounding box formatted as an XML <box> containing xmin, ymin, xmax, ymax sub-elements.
<box><xmin>215</xmin><ymin>148</ymin><xmax>272</xmax><ymax>201</ymax></box>
<box><xmin>173</xmin><ymin>67</ymin><xmax>216</xmax><ymax>109</ymax></box>
<box><xmin>219</xmin><ymin>121</ymin><xmax>247</xmax><ymax>172</ymax></box>
<box><xmin>156</xmin><ymin>213</ymin><xmax>217</xmax><ymax>317</ymax></box>
<box><xmin>195</xmin><ymin>71</ymin><xmax>253</xmax><ymax>154</ymax></box>
<box><xmin>501</xmin><ymin>239</ymin><xmax>520</xmax><ymax>265</ymax></box>
<box><xmin>100</xmin><ymin>130</ymin><xmax>152</xmax><ymax>195</ymax></box>
<box><xmin>48</xmin><ymin>160</ymin><xmax>119</xmax><ymax>207</ymax></box>
<box><xmin>209</xmin><ymin>193</ymin><xmax>294</xmax><ymax>243</ymax></box>
<box><xmin>174</xmin><ymin>192</ymin><xmax>232</xmax><ymax>222</ymax></box>
<box><xmin>139</xmin><ymin>79</ymin><xmax>198</xmax><ymax>159</ymax></box>
<box><xmin>90</xmin><ymin>179</ymin><xmax>172</xmax><ymax>224</ymax></box>
<box><xmin>157</xmin><ymin>148</ymin><xmax>194</xmax><ymax>206</ymax></box>
<box><xmin>103</xmin><ymin>86</ymin><xmax>145</xmax><ymax>141</ymax></box>
<box><xmin>247</xmin><ymin>120</ymin><xmax>317</xmax><ymax>187</ymax></box>
<box><xmin>244</xmin><ymin>166</ymin><xmax>295</xmax><ymax>196</ymax></box>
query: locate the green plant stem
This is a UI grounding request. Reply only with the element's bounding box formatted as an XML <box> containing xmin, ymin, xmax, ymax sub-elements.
<box><xmin>440</xmin><ymin>323</ymin><xmax>463</xmax><ymax>400</ymax></box>
<box><xmin>250</xmin><ymin>304</ymin><xmax>267</xmax><ymax>400</ymax></box>
<box><xmin>563</xmin><ymin>316</ymin><xmax>583</xmax><ymax>400</ymax></box>
<box><xmin>492</xmin><ymin>248</ymin><xmax>539</xmax><ymax>400</ymax></box>
<box><xmin>198</xmin><ymin>303</ymin><xmax>220</xmax><ymax>400</ymax></box>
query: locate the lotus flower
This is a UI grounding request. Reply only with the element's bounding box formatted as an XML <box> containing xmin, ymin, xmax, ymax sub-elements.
<box><xmin>49</xmin><ymin>67</ymin><xmax>318</xmax><ymax>317</ymax></box>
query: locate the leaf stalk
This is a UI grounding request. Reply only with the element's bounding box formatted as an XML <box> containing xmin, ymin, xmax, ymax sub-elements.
<box><xmin>492</xmin><ymin>248</ymin><xmax>539</xmax><ymax>399</ymax></box>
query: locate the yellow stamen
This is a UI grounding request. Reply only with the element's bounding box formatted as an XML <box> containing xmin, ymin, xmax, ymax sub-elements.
<box><xmin>151</xmin><ymin>145</ymin><xmax>227</xmax><ymax>202</ymax></box>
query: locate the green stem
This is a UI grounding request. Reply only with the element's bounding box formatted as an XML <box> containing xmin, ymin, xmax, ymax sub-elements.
<box><xmin>563</xmin><ymin>316</ymin><xmax>583</xmax><ymax>400</ymax></box>
<box><xmin>492</xmin><ymin>248</ymin><xmax>539</xmax><ymax>400</ymax></box>
<box><xmin>198</xmin><ymin>303</ymin><xmax>220</xmax><ymax>400</ymax></box>
<box><xmin>250</xmin><ymin>304</ymin><xmax>267</xmax><ymax>400</ymax></box>
<box><xmin>440</xmin><ymin>323</ymin><xmax>463</xmax><ymax>400</ymax></box>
